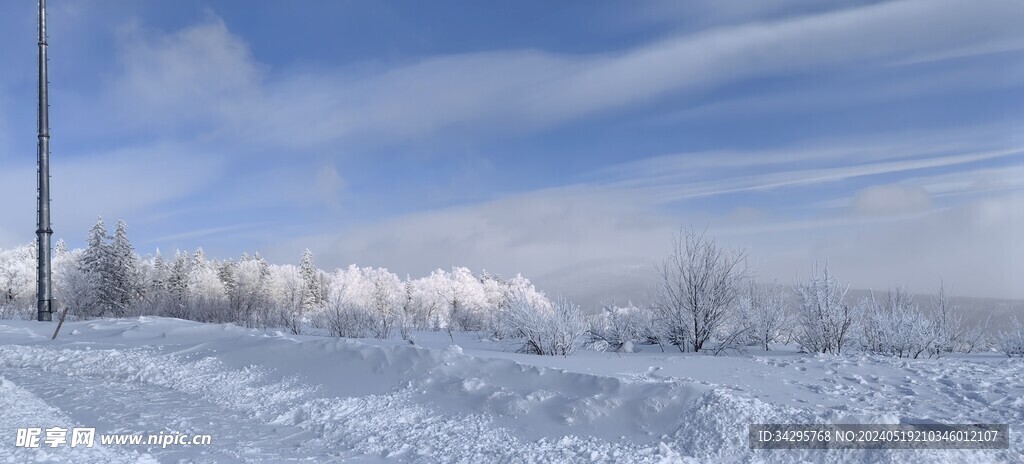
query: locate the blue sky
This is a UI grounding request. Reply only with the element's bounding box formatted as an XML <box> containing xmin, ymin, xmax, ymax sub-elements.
<box><xmin>0</xmin><ymin>0</ymin><xmax>1022</xmax><ymax>301</ymax></box>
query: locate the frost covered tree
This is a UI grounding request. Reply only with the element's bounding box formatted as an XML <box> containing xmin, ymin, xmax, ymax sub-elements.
<box><xmin>860</xmin><ymin>288</ymin><xmax>935</xmax><ymax>358</ymax></box>
<box><xmin>313</xmin><ymin>265</ymin><xmax>553</xmax><ymax>340</ymax></box>
<box><xmin>589</xmin><ymin>303</ymin><xmax>659</xmax><ymax>352</ymax></box>
<box><xmin>929</xmin><ymin>281</ymin><xmax>965</xmax><ymax>356</ymax></box>
<box><xmin>483</xmin><ymin>273</ymin><xmax>551</xmax><ymax>340</ymax></box>
<box><xmin>479</xmin><ymin>272</ymin><xmax>508</xmax><ymax>338</ymax></box>
<box><xmin>331</xmin><ymin>266</ymin><xmax>405</xmax><ymax>339</ymax></box>
<box><xmin>479</xmin><ymin>272</ymin><xmax>507</xmax><ymax>308</ymax></box>
<box><xmin>53</xmin><ymin>246</ymin><xmax>92</xmax><ymax>319</ymax></box>
<box><xmin>407</xmin><ymin>271</ymin><xmax>448</xmax><ymax>330</ymax></box>
<box><xmin>80</xmin><ymin>217</ymin><xmax>116</xmax><ymax>317</ymax></box>
<box><xmin>322</xmin><ymin>265</ymin><xmax>401</xmax><ymax>338</ymax></box>
<box><xmin>438</xmin><ymin>267</ymin><xmax>491</xmax><ymax>333</ymax></box>
<box><xmin>738</xmin><ymin>282</ymin><xmax>791</xmax><ymax>351</ymax></box>
<box><xmin>794</xmin><ymin>264</ymin><xmax>857</xmax><ymax>354</ymax></box>
<box><xmin>164</xmin><ymin>250</ymin><xmax>192</xmax><ymax>319</ymax></box>
<box><xmin>398</xmin><ymin>280</ymin><xmax>416</xmax><ymax>343</ymax></box>
<box><xmin>411</xmin><ymin>267</ymin><xmax>493</xmax><ymax>338</ymax></box>
<box><xmin>74</xmin><ymin>218</ymin><xmax>142</xmax><ymax>317</ymax></box>
<box><xmin>961</xmin><ymin>316</ymin><xmax>992</xmax><ymax>354</ymax></box>
<box><xmin>859</xmin><ymin>282</ymin><xmax>970</xmax><ymax>358</ymax></box>
<box><xmin>216</xmin><ymin>258</ymin><xmax>235</xmax><ymax>302</ymax></box>
<box><xmin>110</xmin><ymin>220</ymin><xmax>140</xmax><ymax>315</ymax></box>
<box><xmin>657</xmin><ymin>229</ymin><xmax>749</xmax><ymax>352</ymax></box>
<box><xmin>187</xmin><ymin>250</ymin><xmax>229</xmax><ymax>323</ymax></box>
<box><xmin>142</xmin><ymin>251</ymin><xmax>169</xmax><ymax>314</ymax></box>
<box><xmin>995</xmin><ymin>318</ymin><xmax>1024</xmax><ymax>358</ymax></box>
<box><xmin>323</xmin><ymin>266</ymin><xmax>374</xmax><ymax>337</ymax></box>
<box><xmin>54</xmin><ymin>239</ymin><xmax>67</xmax><ymax>256</ymax></box>
<box><xmin>228</xmin><ymin>253</ymin><xmax>273</xmax><ymax>328</ymax></box>
<box><xmin>366</xmin><ymin>267</ymin><xmax>404</xmax><ymax>339</ymax></box>
<box><xmin>504</xmin><ymin>292</ymin><xmax>587</xmax><ymax>356</ymax></box>
<box><xmin>0</xmin><ymin>220</ymin><xmax>571</xmax><ymax>340</ymax></box>
<box><xmin>269</xmin><ymin>264</ymin><xmax>304</xmax><ymax>334</ymax></box>
<box><xmin>299</xmin><ymin>249</ymin><xmax>325</xmax><ymax>315</ymax></box>
<box><xmin>0</xmin><ymin>243</ymin><xmax>36</xmax><ymax>319</ymax></box>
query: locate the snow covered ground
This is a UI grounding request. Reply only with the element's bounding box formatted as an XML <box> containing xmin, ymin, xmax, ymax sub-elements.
<box><xmin>0</xmin><ymin>317</ymin><xmax>1020</xmax><ymax>463</ymax></box>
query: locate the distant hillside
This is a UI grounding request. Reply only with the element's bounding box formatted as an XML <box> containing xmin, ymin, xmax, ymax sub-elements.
<box><xmin>536</xmin><ymin>263</ymin><xmax>1024</xmax><ymax>325</ymax></box>
<box><xmin>534</xmin><ymin>259</ymin><xmax>661</xmax><ymax>310</ymax></box>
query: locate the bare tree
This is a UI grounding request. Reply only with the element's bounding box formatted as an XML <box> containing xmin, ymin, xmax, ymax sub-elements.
<box><xmin>739</xmin><ymin>282</ymin><xmax>791</xmax><ymax>351</ymax></box>
<box><xmin>504</xmin><ymin>293</ymin><xmax>587</xmax><ymax>356</ymax></box>
<box><xmin>860</xmin><ymin>288</ymin><xmax>935</xmax><ymax>358</ymax></box>
<box><xmin>589</xmin><ymin>302</ymin><xmax>650</xmax><ymax>352</ymax></box>
<box><xmin>658</xmin><ymin>228</ymin><xmax>749</xmax><ymax>353</ymax></box>
<box><xmin>929</xmin><ymin>281</ymin><xmax>965</xmax><ymax>357</ymax></box>
<box><xmin>995</xmin><ymin>317</ymin><xmax>1024</xmax><ymax>358</ymax></box>
<box><xmin>368</xmin><ymin>268</ymin><xmax>403</xmax><ymax>339</ymax></box>
<box><xmin>962</xmin><ymin>315</ymin><xmax>991</xmax><ymax>354</ymax></box>
<box><xmin>795</xmin><ymin>264</ymin><xmax>857</xmax><ymax>355</ymax></box>
<box><xmin>323</xmin><ymin>276</ymin><xmax>372</xmax><ymax>338</ymax></box>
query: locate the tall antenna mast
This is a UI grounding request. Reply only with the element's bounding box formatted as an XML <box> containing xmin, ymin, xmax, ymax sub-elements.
<box><xmin>36</xmin><ymin>0</ymin><xmax>53</xmax><ymax>322</ymax></box>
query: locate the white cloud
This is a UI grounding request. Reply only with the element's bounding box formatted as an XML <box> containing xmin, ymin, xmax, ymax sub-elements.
<box><xmin>83</xmin><ymin>0</ymin><xmax>1023</xmax><ymax>150</ymax></box>
<box><xmin>591</xmin><ymin>124</ymin><xmax>1020</xmax><ymax>183</ymax></box>
<box><xmin>711</xmin><ymin>193</ymin><xmax>1023</xmax><ymax>301</ymax></box>
<box><xmin>110</xmin><ymin>18</ymin><xmax>263</xmax><ymax>132</ymax></box>
<box><xmin>816</xmin><ymin>163</ymin><xmax>1024</xmax><ymax>210</ymax></box>
<box><xmin>0</xmin><ymin>143</ymin><xmax>226</xmax><ymax>248</ymax></box>
<box><xmin>784</xmin><ymin>194</ymin><xmax>1023</xmax><ymax>300</ymax></box>
<box><xmin>147</xmin><ymin>222</ymin><xmax>271</xmax><ymax>245</ymax></box>
<box><xmin>5</xmin><ymin>0</ymin><xmax>1019</xmax><ymax>306</ymax></box>
<box><xmin>666</xmin><ymin>57</ymin><xmax>1024</xmax><ymax>123</ymax></box>
<box><xmin>264</xmin><ymin>180</ymin><xmax>1023</xmax><ymax>303</ymax></box>
<box><xmin>907</xmin><ymin>165</ymin><xmax>1024</xmax><ymax>199</ymax></box>
<box><xmin>895</xmin><ymin>37</ymin><xmax>1024</xmax><ymax>66</ymax></box>
<box><xmin>632</xmin><ymin>0</ymin><xmax>840</xmax><ymax>29</ymax></box>
<box><xmin>266</xmin><ymin>186</ymin><xmax>675</xmax><ymax>283</ymax></box>
<box><xmin>852</xmin><ymin>185</ymin><xmax>933</xmax><ymax>216</ymax></box>
<box><xmin>598</xmin><ymin>145</ymin><xmax>1024</xmax><ymax>204</ymax></box>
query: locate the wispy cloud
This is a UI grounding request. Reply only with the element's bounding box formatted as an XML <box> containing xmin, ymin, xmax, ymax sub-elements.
<box><xmin>894</xmin><ymin>37</ymin><xmax>1024</xmax><ymax>66</ymax></box>
<box><xmin>904</xmin><ymin>165</ymin><xmax>1024</xmax><ymax>199</ymax></box>
<box><xmin>73</xmin><ymin>0</ymin><xmax>1022</xmax><ymax>151</ymax></box>
<box><xmin>266</xmin><ymin>182</ymin><xmax>1024</xmax><ymax>300</ymax></box>
<box><xmin>0</xmin><ymin>142</ymin><xmax>226</xmax><ymax>245</ymax></box>
<box><xmin>591</xmin><ymin>124</ymin><xmax>1020</xmax><ymax>180</ymax></box>
<box><xmin>265</xmin><ymin>186</ymin><xmax>673</xmax><ymax>279</ymax></box>
<box><xmin>2</xmin><ymin>0</ymin><xmax>1019</xmax><ymax>303</ymax></box>
<box><xmin>818</xmin><ymin>164</ymin><xmax>1024</xmax><ymax>210</ymax></box>
<box><xmin>147</xmin><ymin>222</ymin><xmax>272</xmax><ymax>245</ymax></box>
<box><xmin>592</xmin><ymin>143</ymin><xmax>1024</xmax><ymax>204</ymax></box>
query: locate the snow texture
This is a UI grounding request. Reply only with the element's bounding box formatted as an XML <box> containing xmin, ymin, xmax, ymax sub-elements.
<box><xmin>0</xmin><ymin>317</ymin><xmax>1020</xmax><ymax>463</ymax></box>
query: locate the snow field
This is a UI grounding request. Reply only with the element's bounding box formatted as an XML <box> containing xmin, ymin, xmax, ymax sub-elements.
<box><xmin>0</xmin><ymin>318</ymin><xmax>1020</xmax><ymax>463</ymax></box>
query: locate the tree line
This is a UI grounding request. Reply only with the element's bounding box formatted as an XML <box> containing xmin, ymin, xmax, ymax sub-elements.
<box><xmin>0</xmin><ymin>220</ymin><xmax>1021</xmax><ymax>357</ymax></box>
<box><xmin>589</xmin><ymin>229</ymin><xmax>1019</xmax><ymax>358</ymax></box>
<box><xmin>0</xmin><ymin>218</ymin><xmax>555</xmax><ymax>348</ymax></box>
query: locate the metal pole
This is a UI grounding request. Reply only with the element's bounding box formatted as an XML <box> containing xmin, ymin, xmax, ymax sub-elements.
<box><xmin>37</xmin><ymin>0</ymin><xmax>53</xmax><ymax>322</ymax></box>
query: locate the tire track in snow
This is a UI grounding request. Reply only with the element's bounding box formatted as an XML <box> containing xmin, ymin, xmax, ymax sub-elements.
<box><xmin>0</xmin><ymin>374</ymin><xmax>153</xmax><ymax>464</ymax></box>
<box><xmin>0</xmin><ymin>368</ymin><xmax>329</xmax><ymax>463</ymax></box>
<box><xmin>0</xmin><ymin>346</ymin><xmax>677</xmax><ymax>463</ymax></box>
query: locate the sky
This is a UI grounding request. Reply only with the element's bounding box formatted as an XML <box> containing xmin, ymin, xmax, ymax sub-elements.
<box><xmin>0</xmin><ymin>0</ymin><xmax>1021</xmax><ymax>303</ymax></box>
